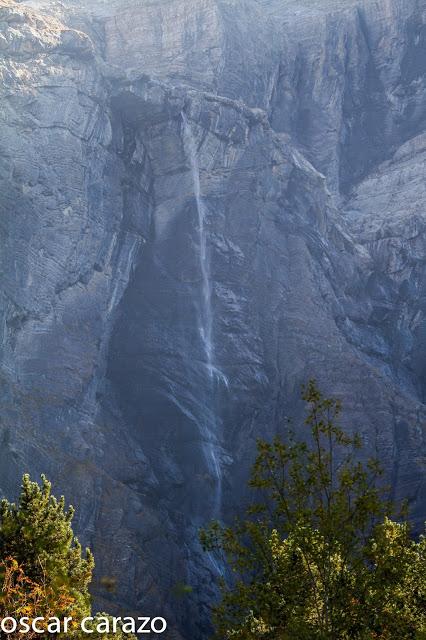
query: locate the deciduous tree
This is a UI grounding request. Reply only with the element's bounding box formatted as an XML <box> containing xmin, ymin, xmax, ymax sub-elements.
<box><xmin>202</xmin><ymin>381</ymin><xmax>426</xmax><ymax>639</ymax></box>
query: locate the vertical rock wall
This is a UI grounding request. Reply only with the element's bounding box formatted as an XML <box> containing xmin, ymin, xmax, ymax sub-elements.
<box><xmin>1</xmin><ymin>0</ymin><xmax>426</xmax><ymax>637</ymax></box>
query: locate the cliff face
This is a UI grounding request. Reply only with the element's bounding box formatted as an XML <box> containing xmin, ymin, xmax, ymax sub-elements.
<box><xmin>1</xmin><ymin>0</ymin><xmax>426</xmax><ymax>636</ymax></box>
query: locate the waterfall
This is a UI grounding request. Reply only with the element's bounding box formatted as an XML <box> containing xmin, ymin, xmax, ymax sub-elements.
<box><xmin>181</xmin><ymin>114</ymin><xmax>228</xmax><ymax>525</ymax></box>
<box><xmin>182</xmin><ymin>113</ymin><xmax>214</xmax><ymax>378</ymax></box>
<box><xmin>181</xmin><ymin>114</ymin><xmax>228</xmax><ymax>388</ymax></box>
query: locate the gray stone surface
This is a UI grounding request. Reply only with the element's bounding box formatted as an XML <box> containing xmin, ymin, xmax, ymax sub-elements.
<box><xmin>1</xmin><ymin>0</ymin><xmax>426</xmax><ymax>637</ymax></box>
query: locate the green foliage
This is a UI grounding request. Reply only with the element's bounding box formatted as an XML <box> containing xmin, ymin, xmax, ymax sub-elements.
<box><xmin>172</xmin><ymin>582</ymin><xmax>194</xmax><ymax>598</ymax></box>
<box><xmin>201</xmin><ymin>380</ymin><xmax>426</xmax><ymax>639</ymax></box>
<box><xmin>0</xmin><ymin>475</ymin><xmax>137</xmax><ymax>638</ymax></box>
<box><xmin>0</xmin><ymin>474</ymin><xmax>94</xmax><ymax>624</ymax></box>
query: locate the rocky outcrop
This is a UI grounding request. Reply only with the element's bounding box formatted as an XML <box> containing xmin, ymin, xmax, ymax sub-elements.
<box><xmin>1</xmin><ymin>0</ymin><xmax>426</xmax><ymax>637</ymax></box>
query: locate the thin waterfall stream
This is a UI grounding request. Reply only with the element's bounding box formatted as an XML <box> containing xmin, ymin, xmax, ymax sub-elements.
<box><xmin>181</xmin><ymin>113</ymin><xmax>228</xmax><ymax>525</ymax></box>
<box><xmin>182</xmin><ymin>115</ymin><xmax>214</xmax><ymax>377</ymax></box>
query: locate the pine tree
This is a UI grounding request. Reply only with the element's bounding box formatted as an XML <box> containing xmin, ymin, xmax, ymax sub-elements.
<box><xmin>0</xmin><ymin>475</ymin><xmax>136</xmax><ymax>639</ymax></box>
<box><xmin>0</xmin><ymin>474</ymin><xmax>93</xmax><ymax>625</ymax></box>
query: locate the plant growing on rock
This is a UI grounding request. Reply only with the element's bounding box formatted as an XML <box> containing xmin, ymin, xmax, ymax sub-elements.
<box><xmin>201</xmin><ymin>381</ymin><xmax>426</xmax><ymax>639</ymax></box>
<box><xmin>0</xmin><ymin>475</ymin><xmax>135</xmax><ymax>639</ymax></box>
<box><xmin>0</xmin><ymin>474</ymin><xmax>93</xmax><ymax>633</ymax></box>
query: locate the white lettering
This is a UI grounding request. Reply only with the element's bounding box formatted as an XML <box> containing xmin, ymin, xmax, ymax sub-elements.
<box><xmin>121</xmin><ymin>618</ymin><xmax>136</xmax><ymax>634</ymax></box>
<box><xmin>19</xmin><ymin>618</ymin><xmax>30</xmax><ymax>634</ymax></box>
<box><xmin>96</xmin><ymin>617</ymin><xmax>109</xmax><ymax>634</ymax></box>
<box><xmin>137</xmin><ymin>617</ymin><xmax>151</xmax><ymax>634</ymax></box>
<box><xmin>112</xmin><ymin>617</ymin><xmax>122</xmax><ymax>633</ymax></box>
<box><xmin>32</xmin><ymin>618</ymin><xmax>45</xmax><ymax>634</ymax></box>
<box><xmin>47</xmin><ymin>618</ymin><xmax>61</xmax><ymax>634</ymax></box>
<box><xmin>151</xmin><ymin>618</ymin><xmax>167</xmax><ymax>634</ymax></box>
<box><xmin>64</xmin><ymin>617</ymin><xmax>73</xmax><ymax>633</ymax></box>
<box><xmin>1</xmin><ymin>617</ymin><xmax>17</xmax><ymax>634</ymax></box>
<box><xmin>81</xmin><ymin>617</ymin><xmax>94</xmax><ymax>634</ymax></box>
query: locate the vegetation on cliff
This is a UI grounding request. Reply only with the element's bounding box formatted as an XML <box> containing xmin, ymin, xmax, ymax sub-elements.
<box><xmin>202</xmin><ymin>381</ymin><xmax>426</xmax><ymax>639</ymax></box>
<box><xmin>0</xmin><ymin>475</ymin><xmax>133</xmax><ymax>639</ymax></box>
<box><xmin>1</xmin><ymin>383</ymin><xmax>425</xmax><ymax>639</ymax></box>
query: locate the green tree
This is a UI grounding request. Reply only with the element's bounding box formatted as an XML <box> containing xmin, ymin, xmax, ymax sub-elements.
<box><xmin>201</xmin><ymin>380</ymin><xmax>426</xmax><ymax>639</ymax></box>
<box><xmin>0</xmin><ymin>475</ymin><xmax>135</xmax><ymax>639</ymax></box>
<box><xmin>0</xmin><ymin>474</ymin><xmax>93</xmax><ymax>626</ymax></box>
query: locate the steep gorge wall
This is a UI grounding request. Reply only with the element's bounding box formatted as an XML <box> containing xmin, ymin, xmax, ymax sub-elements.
<box><xmin>1</xmin><ymin>0</ymin><xmax>426</xmax><ymax>637</ymax></box>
